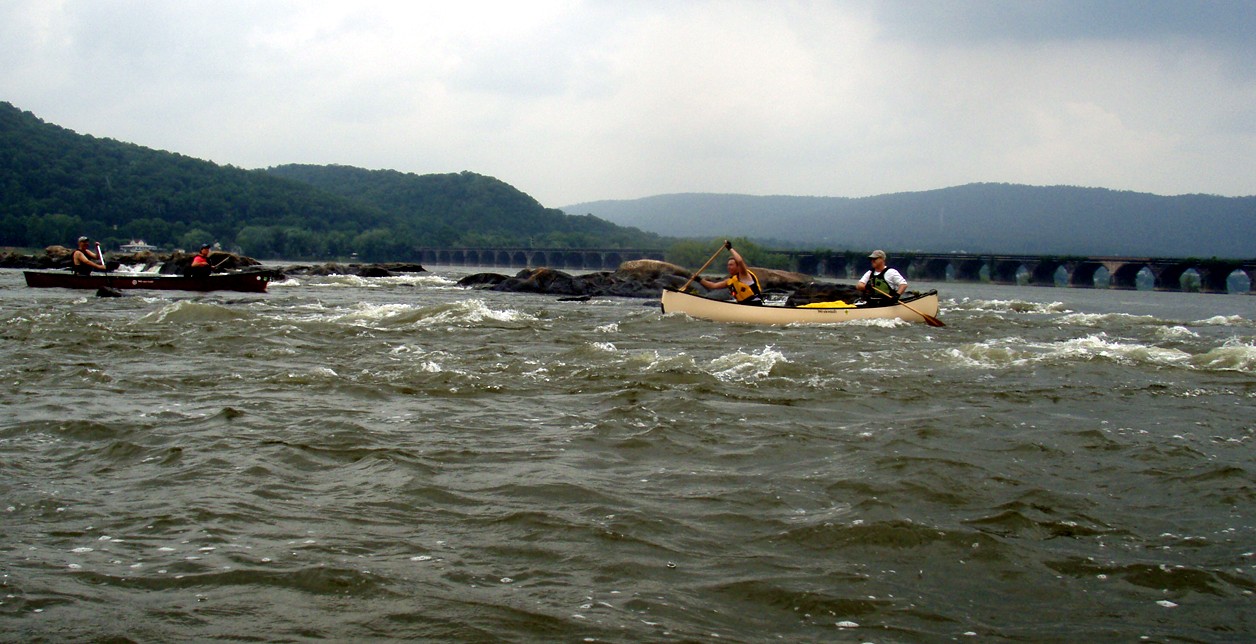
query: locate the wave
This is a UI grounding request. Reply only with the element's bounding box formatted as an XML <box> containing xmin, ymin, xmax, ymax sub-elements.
<box><xmin>949</xmin><ymin>297</ymin><xmax>1070</xmax><ymax>314</ymax></box>
<box><xmin>708</xmin><ymin>346</ymin><xmax>789</xmax><ymax>382</ymax></box>
<box><xmin>289</xmin><ymin>273</ymin><xmax>457</xmax><ymax>290</ymax></box>
<box><xmin>137</xmin><ymin>300</ymin><xmax>254</xmax><ymax>323</ymax></box>
<box><xmin>1190</xmin><ymin>340</ymin><xmax>1256</xmax><ymax>372</ymax></box>
<box><xmin>943</xmin><ymin>333</ymin><xmax>1222</xmax><ymax>370</ymax></box>
<box><xmin>1058</xmin><ymin>311</ymin><xmax>1160</xmax><ymax>327</ymax></box>
<box><xmin>315</xmin><ymin>299</ymin><xmax>536</xmax><ymax>330</ymax></box>
<box><xmin>946</xmin><ymin>334</ymin><xmax>1256</xmax><ymax>373</ymax></box>
<box><xmin>1193</xmin><ymin>314</ymin><xmax>1254</xmax><ymax>328</ymax></box>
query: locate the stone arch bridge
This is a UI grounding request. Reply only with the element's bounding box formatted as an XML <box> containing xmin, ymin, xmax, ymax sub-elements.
<box><xmin>417</xmin><ymin>248</ymin><xmax>1255</xmax><ymax>294</ymax></box>
<box><xmin>416</xmin><ymin>247</ymin><xmax>665</xmax><ymax>272</ymax></box>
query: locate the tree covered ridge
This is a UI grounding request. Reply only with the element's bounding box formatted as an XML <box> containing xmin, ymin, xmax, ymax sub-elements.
<box><xmin>0</xmin><ymin>102</ymin><xmax>666</xmax><ymax>260</ymax></box>
<box><xmin>263</xmin><ymin>164</ymin><xmax>666</xmax><ymax>252</ymax></box>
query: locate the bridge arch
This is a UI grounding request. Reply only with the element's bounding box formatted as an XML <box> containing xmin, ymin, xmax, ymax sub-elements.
<box><xmin>1226</xmin><ymin>267</ymin><xmax>1253</xmax><ymax>293</ymax></box>
<box><xmin>953</xmin><ymin>259</ymin><xmax>985</xmax><ymax>282</ymax></box>
<box><xmin>1027</xmin><ymin>260</ymin><xmax>1065</xmax><ymax>286</ymax></box>
<box><xmin>989</xmin><ymin>259</ymin><xmax>1023</xmax><ymax>285</ymax></box>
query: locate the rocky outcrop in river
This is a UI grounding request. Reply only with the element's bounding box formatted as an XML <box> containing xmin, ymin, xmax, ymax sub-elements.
<box><xmin>458</xmin><ymin>259</ymin><xmax>862</xmax><ymax>305</ymax></box>
<box><xmin>0</xmin><ymin>245</ymin><xmax>264</xmax><ymax>272</ymax></box>
<box><xmin>5</xmin><ymin>249</ymin><xmax>862</xmax><ymax>304</ymax></box>
<box><xmin>277</xmin><ymin>263</ymin><xmax>427</xmax><ymax>277</ymax></box>
<box><xmin>0</xmin><ymin>248</ymin><xmax>427</xmax><ymax>279</ymax></box>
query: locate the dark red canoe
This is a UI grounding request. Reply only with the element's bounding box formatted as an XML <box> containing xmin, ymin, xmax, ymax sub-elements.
<box><xmin>23</xmin><ymin>269</ymin><xmax>280</xmax><ymax>293</ymax></box>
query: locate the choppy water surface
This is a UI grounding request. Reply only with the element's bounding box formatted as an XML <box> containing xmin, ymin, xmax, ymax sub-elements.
<box><xmin>1</xmin><ymin>267</ymin><xmax>1254</xmax><ymax>642</ymax></box>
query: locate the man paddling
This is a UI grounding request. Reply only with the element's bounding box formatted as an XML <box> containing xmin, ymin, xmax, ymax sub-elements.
<box><xmin>187</xmin><ymin>243</ymin><xmax>215</xmax><ymax>278</ymax></box>
<box><xmin>857</xmin><ymin>250</ymin><xmax>907</xmax><ymax>305</ymax></box>
<box><xmin>71</xmin><ymin>236</ymin><xmax>107</xmax><ymax>276</ymax></box>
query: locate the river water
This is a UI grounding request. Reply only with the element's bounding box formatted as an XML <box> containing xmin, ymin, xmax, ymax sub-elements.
<box><xmin>1</xmin><ymin>265</ymin><xmax>1253</xmax><ymax>642</ymax></box>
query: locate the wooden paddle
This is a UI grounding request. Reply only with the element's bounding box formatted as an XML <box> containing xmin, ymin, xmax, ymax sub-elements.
<box><xmin>871</xmin><ymin>285</ymin><xmax>945</xmax><ymax>327</ymax></box>
<box><xmin>679</xmin><ymin>242</ymin><xmax>729</xmax><ymax>292</ymax></box>
<box><xmin>95</xmin><ymin>242</ymin><xmax>123</xmax><ymax>297</ymax></box>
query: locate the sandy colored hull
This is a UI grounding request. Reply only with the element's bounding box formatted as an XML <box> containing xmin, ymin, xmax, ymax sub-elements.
<box><xmin>660</xmin><ymin>288</ymin><xmax>940</xmax><ymax>325</ymax></box>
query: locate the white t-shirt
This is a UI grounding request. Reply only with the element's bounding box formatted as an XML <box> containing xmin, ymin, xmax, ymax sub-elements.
<box><xmin>859</xmin><ymin>268</ymin><xmax>907</xmax><ymax>294</ymax></box>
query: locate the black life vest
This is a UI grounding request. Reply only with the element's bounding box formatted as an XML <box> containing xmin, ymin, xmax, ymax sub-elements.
<box><xmin>866</xmin><ymin>269</ymin><xmax>894</xmax><ymax>303</ymax></box>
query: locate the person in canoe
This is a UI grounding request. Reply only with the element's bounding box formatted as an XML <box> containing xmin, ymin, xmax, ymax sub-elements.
<box><xmin>187</xmin><ymin>243</ymin><xmax>215</xmax><ymax>278</ymax></box>
<box><xmin>71</xmin><ymin>236</ymin><xmax>107</xmax><ymax>275</ymax></box>
<box><xmin>857</xmin><ymin>249</ymin><xmax>908</xmax><ymax>305</ymax></box>
<box><xmin>695</xmin><ymin>240</ymin><xmax>763</xmax><ymax>305</ymax></box>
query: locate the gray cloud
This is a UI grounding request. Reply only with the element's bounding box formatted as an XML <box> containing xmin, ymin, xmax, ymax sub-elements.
<box><xmin>1</xmin><ymin>1</ymin><xmax>1252</xmax><ymax>205</ymax></box>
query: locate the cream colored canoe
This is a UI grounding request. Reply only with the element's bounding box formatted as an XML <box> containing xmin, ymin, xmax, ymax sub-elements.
<box><xmin>660</xmin><ymin>288</ymin><xmax>941</xmax><ymax>325</ymax></box>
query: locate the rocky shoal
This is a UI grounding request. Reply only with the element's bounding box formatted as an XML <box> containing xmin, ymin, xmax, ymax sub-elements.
<box><xmin>4</xmin><ymin>250</ymin><xmax>860</xmax><ymax>304</ymax></box>
<box><xmin>455</xmin><ymin>260</ymin><xmax>860</xmax><ymax>305</ymax></box>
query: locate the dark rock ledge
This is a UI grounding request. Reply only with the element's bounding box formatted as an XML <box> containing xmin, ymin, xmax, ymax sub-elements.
<box><xmin>457</xmin><ymin>259</ymin><xmax>861</xmax><ymax>305</ymax></box>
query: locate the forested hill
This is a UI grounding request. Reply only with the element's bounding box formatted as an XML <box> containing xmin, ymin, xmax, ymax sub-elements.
<box><xmin>0</xmin><ymin>101</ymin><xmax>664</xmax><ymax>260</ymax></box>
<box><xmin>563</xmin><ymin>185</ymin><xmax>1256</xmax><ymax>258</ymax></box>
<box><xmin>263</xmin><ymin>164</ymin><xmax>665</xmax><ymax>251</ymax></box>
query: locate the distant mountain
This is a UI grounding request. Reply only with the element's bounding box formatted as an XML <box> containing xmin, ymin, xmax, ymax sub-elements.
<box><xmin>562</xmin><ymin>185</ymin><xmax>1256</xmax><ymax>258</ymax></box>
<box><xmin>0</xmin><ymin>101</ymin><xmax>663</xmax><ymax>260</ymax></box>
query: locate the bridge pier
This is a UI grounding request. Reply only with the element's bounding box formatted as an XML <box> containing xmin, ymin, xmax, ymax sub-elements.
<box><xmin>1026</xmin><ymin>260</ymin><xmax>1064</xmax><ymax>286</ymax></box>
<box><xmin>914</xmin><ymin>258</ymin><xmax>950</xmax><ymax>282</ymax></box>
<box><xmin>989</xmin><ymin>259</ymin><xmax>1022</xmax><ymax>285</ymax></box>
<box><xmin>953</xmin><ymin>259</ymin><xmax>985</xmax><ymax>282</ymax></box>
<box><xmin>1150</xmin><ymin>262</ymin><xmax>1189</xmax><ymax>292</ymax></box>
<box><xmin>1107</xmin><ymin>261</ymin><xmax>1142</xmax><ymax>290</ymax></box>
<box><xmin>1197</xmin><ymin>261</ymin><xmax>1245</xmax><ymax>294</ymax></box>
<box><xmin>1066</xmin><ymin>261</ymin><xmax>1100</xmax><ymax>288</ymax></box>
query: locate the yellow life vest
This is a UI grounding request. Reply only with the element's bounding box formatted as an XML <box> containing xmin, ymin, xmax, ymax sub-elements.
<box><xmin>728</xmin><ymin>270</ymin><xmax>762</xmax><ymax>302</ymax></box>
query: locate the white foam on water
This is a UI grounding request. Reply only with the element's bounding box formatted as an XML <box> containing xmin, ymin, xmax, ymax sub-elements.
<box><xmin>709</xmin><ymin>345</ymin><xmax>789</xmax><ymax>382</ymax></box>
<box><xmin>380</xmin><ymin>274</ymin><xmax>458</xmax><ymax>288</ymax></box>
<box><xmin>944</xmin><ymin>339</ymin><xmax>1037</xmax><ymax>368</ymax></box>
<box><xmin>1155</xmin><ymin>325</ymin><xmax>1199</xmax><ymax>340</ymax></box>
<box><xmin>945</xmin><ymin>333</ymin><xmax>1199</xmax><ymax>369</ymax></box>
<box><xmin>1193</xmin><ymin>315</ymin><xmax>1251</xmax><ymax>327</ymax></box>
<box><xmin>138</xmin><ymin>300</ymin><xmax>250</xmax><ymax>323</ymax></box>
<box><xmin>314</xmin><ymin>275</ymin><xmax>375</xmax><ymax>288</ymax></box>
<box><xmin>419</xmin><ymin>299</ymin><xmax>536</xmax><ymax>327</ymax></box>
<box><xmin>630</xmin><ymin>349</ymin><xmax>698</xmax><ymax>373</ymax></box>
<box><xmin>1049</xmin><ymin>333</ymin><xmax>1193</xmax><ymax>367</ymax></box>
<box><xmin>1191</xmin><ymin>340</ymin><xmax>1256</xmax><ymax>372</ymax></box>
<box><xmin>268</xmin><ymin>276</ymin><xmax>301</xmax><ymax>288</ymax></box>
<box><xmin>954</xmin><ymin>298</ymin><xmax>1070</xmax><ymax>314</ymax></box>
<box><xmin>1059</xmin><ymin>312</ymin><xmax>1158</xmax><ymax>327</ymax></box>
<box><xmin>330</xmin><ymin>302</ymin><xmax>420</xmax><ymax>325</ymax></box>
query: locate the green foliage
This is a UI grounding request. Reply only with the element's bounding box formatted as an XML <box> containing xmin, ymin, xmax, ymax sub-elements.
<box><xmin>265</xmin><ymin>165</ymin><xmax>669</xmax><ymax>251</ymax></box>
<box><xmin>0</xmin><ymin>102</ymin><xmax>670</xmax><ymax>260</ymax></box>
<box><xmin>24</xmin><ymin>213</ymin><xmax>83</xmax><ymax>248</ymax></box>
<box><xmin>180</xmin><ymin>228</ymin><xmax>213</xmax><ymax>252</ymax></box>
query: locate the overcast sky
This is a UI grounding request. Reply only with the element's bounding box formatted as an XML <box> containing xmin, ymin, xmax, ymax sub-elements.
<box><xmin>3</xmin><ymin>0</ymin><xmax>1254</xmax><ymax>206</ymax></box>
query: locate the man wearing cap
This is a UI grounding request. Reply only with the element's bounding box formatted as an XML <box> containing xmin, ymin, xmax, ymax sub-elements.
<box><xmin>187</xmin><ymin>243</ymin><xmax>214</xmax><ymax>278</ymax></box>
<box><xmin>857</xmin><ymin>250</ymin><xmax>908</xmax><ymax>305</ymax></box>
<box><xmin>71</xmin><ymin>236</ymin><xmax>106</xmax><ymax>276</ymax></box>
